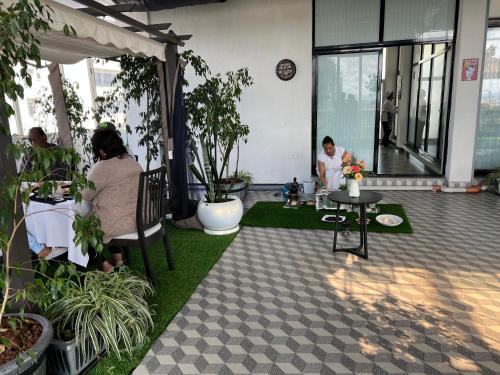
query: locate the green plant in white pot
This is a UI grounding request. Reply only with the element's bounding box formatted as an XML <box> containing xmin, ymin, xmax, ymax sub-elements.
<box><xmin>183</xmin><ymin>51</ymin><xmax>253</xmax><ymax>235</ymax></box>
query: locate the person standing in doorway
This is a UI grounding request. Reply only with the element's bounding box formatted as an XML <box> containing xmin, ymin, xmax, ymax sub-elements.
<box><xmin>416</xmin><ymin>89</ymin><xmax>427</xmax><ymax>149</ymax></box>
<box><xmin>381</xmin><ymin>91</ymin><xmax>397</xmax><ymax>147</ymax></box>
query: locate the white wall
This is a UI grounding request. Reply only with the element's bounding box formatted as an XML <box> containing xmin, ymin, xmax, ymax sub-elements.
<box><xmin>445</xmin><ymin>0</ymin><xmax>488</xmax><ymax>184</ymax></box>
<box><xmin>490</xmin><ymin>0</ymin><xmax>500</xmax><ymax>17</ymax></box>
<box><xmin>151</xmin><ymin>0</ymin><xmax>312</xmax><ymax>183</ymax></box>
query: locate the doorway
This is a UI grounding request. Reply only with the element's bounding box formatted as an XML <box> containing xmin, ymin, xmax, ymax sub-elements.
<box><xmin>313</xmin><ymin>43</ymin><xmax>453</xmax><ymax>176</ymax></box>
<box><xmin>377</xmin><ymin>43</ymin><xmax>452</xmax><ymax>175</ymax></box>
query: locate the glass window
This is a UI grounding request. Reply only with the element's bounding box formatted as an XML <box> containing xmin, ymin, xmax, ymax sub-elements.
<box><xmin>416</xmin><ymin>60</ymin><xmax>431</xmax><ymax>150</ymax></box>
<box><xmin>384</xmin><ymin>0</ymin><xmax>455</xmax><ymax>42</ymax></box>
<box><xmin>317</xmin><ymin>52</ymin><xmax>379</xmax><ymax>170</ymax></box>
<box><xmin>475</xmin><ymin>27</ymin><xmax>500</xmax><ymax>170</ymax></box>
<box><xmin>428</xmin><ymin>49</ymin><xmax>446</xmax><ymax>158</ymax></box>
<box><xmin>15</xmin><ymin>61</ymin><xmax>57</xmax><ymax>137</ymax></box>
<box><xmin>315</xmin><ymin>0</ymin><xmax>381</xmax><ymax>47</ymax></box>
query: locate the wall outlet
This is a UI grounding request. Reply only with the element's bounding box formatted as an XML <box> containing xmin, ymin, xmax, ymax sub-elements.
<box><xmin>289</xmin><ymin>152</ymin><xmax>299</xmax><ymax>158</ymax></box>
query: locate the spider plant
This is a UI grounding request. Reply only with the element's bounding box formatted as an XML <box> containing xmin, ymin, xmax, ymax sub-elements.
<box><xmin>45</xmin><ymin>268</ymin><xmax>154</xmax><ymax>359</ymax></box>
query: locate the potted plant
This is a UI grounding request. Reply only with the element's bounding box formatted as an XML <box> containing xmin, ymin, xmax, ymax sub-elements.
<box><xmin>182</xmin><ymin>51</ymin><xmax>253</xmax><ymax>235</ymax></box>
<box><xmin>0</xmin><ymin>0</ymin><xmax>54</xmax><ymax>371</ymax></box>
<box><xmin>0</xmin><ymin>2</ymin><xmax>100</xmax><ymax>373</ymax></box>
<box><xmin>44</xmin><ymin>268</ymin><xmax>154</xmax><ymax>375</ymax></box>
<box><xmin>218</xmin><ymin>170</ymin><xmax>254</xmax><ymax>201</ymax></box>
<box><xmin>483</xmin><ymin>167</ymin><xmax>500</xmax><ymax>195</ymax></box>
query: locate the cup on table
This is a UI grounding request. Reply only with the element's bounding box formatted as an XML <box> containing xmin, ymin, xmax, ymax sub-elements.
<box><xmin>52</xmin><ymin>182</ymin><xmax>65</xmax><ymax>202</ymax></box>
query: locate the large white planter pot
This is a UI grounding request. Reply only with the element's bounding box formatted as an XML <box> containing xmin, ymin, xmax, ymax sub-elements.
<box><xmin>197</xmin><ymin>195</ymin><xmax>243</xmax><ymax>235</ymax></box>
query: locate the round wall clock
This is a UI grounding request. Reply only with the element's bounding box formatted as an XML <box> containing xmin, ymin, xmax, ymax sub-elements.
<box><xmin>276</xmin><ymin>59</ymin><xmax>296</xmax><ymax>81</ymax></box>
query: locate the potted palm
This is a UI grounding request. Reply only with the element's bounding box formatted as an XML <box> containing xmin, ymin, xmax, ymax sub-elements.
<box><xmin>183</xmin><ymin>51</ymin><xmax>253</xmax><ymax>235</ymax></box>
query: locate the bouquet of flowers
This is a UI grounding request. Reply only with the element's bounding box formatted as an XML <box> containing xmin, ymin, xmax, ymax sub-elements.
<box><xmin>342</xmin><ymin>152</ymin><xmax>366</xmax><ymax>182</ymax></box>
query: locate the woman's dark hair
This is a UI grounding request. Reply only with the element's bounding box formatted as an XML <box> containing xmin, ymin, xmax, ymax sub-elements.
<box><xmin>91</xmin><ymin>128</ymin><xmax>128</xmax><ymax>162</ymax></box>
<box><xmin>322</xmin><ymin>136</ymin><xmax>334</xmax><ymax>146</ymax></box>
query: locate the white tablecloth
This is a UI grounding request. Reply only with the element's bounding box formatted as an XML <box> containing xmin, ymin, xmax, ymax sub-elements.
<box><xmin>24</xmin><ymin>199</ymin><xmax>89</xmax><ymax>267</ymax></box>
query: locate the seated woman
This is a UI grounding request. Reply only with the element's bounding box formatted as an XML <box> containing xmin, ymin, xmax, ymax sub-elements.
<box><xmin>316</xmin><ymin>136</ymin><xmax>348</xmax><ymax>191</ymax></box>
<box><xmin>82</xmin><ymin>128</ymin><xmax>143</xmax><ymax>272</ymax></box>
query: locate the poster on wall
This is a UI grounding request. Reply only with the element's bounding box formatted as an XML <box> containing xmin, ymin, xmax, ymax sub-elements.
<box><xmin>461</xmin><ymin>58</ymin><xmax>479</xmax><ymax>81</ymax></box>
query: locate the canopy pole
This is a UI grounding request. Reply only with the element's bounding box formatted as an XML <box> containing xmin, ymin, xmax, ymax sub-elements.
<box><xmin>48</xmin><ymin>63</ymin><xmax>73</xmax><ymax>148</ymax></box>
<box><xmin>157</xmin><ymin>57</ymin><xmax>173</xmax><ymax>192</ymax></box>
<box><xmin>0</xmin><ymin>106</ymin><xmax>34</xmax><ymax>305</ymax></box>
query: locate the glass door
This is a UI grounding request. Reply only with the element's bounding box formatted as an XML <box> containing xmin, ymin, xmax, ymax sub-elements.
<box><xmin>316</xmin><ymin>51</ymin><xmax>380</xmax><ymax>171</ymax></box>
<box><xmin>475</xmin><ymin>27</ymin><xmax>500</xmax><ymax>171</ymax></box>
<box><xmin>406</xmin><ymin>43</ymin><xmax>451</xmax><ymax>167</ymax></box>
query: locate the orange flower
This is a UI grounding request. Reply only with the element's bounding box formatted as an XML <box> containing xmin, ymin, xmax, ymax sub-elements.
<box><xmin>342</xmin><ymin>166</ymin><xmax>352</xmax><ymax>175</ymax></box>
<box><xmin>342</xmin><ymin>152</ymin><xmax>351</xmax><ymax>164</ymax></box>
<box><xmin>355</xmin><ymin>173</ymin><xmax>363</xmax><ymax>181</ymax></box>
<box><xmin>360</xmin><ymin>161</ymin><xmax>366</xmax><ymax>169</ymax></box>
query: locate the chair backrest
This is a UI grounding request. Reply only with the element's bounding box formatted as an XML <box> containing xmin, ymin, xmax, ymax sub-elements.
<box><xmin>136</xmin><ymin>166</ymin><xmax>167</xmax><ymax>231</ymax></box>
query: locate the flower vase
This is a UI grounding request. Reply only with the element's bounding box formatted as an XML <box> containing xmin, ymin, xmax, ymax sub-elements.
<box><xmin>348</xmin><ymin>179</ymin><xmax>360</xmax><ymax>198</ymax></box>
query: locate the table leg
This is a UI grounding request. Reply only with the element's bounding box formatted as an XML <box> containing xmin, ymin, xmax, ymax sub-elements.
<box><xmin>331</xmin><ymin>203</ymin><xmax>368</xmax><ymax>259</ymax></box>
<box><xmin>332</xmin><ymin>203</ymin><xmax>340</xmax><ymax>252</ymax></box>
<box><xmin>361</xmin><ymin>204</ymin><xmax>368</xmax><ymax>259</ymax></box>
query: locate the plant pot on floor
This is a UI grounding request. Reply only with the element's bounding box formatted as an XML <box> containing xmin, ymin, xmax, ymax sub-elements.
<box><xmin>47</xmin><ymin>334</ymin><xmax>105</xmax><ymax>375</ymax></box>
<box><xmin>0</xmin><ymin>314</ymin><xmax>53</xmax><ymax>375</ymax></box>
<box><xmin>197</xmin><ymin>195</ymin><xmax>243</xmax><ymax>235</ymax></box>
<box><xmin>218</xmin><ymin>179</ymin><xmax>248</xmax><ymax>201</ymax></box>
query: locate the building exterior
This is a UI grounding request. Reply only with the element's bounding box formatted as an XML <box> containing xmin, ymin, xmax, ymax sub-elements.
<box><xmin>8</xmin><ymin>0</ymin><xmax>499</xmax><ymax>187</ymax></box>
<box><xmin>150</xmin><ymin>0</ymin><xmax>499</xmax><ymax>187</ymax></box>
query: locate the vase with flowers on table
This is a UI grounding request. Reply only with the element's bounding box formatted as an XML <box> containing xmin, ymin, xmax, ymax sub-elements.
<box><xmin>341</xmin><ymin>152</ymin><xmax>366</xmax><ymax>198</ymax></box>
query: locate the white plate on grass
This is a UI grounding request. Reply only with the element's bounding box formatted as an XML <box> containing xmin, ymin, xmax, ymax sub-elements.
<box><xmin>321</xmin><ymin>215</ymin><xmax>345</xmax><ymax>223</ymax></box>
<box><xmin>376</xmin><ymin>214</ymin><xmax>403</xmax><ymax>227</ymax></box>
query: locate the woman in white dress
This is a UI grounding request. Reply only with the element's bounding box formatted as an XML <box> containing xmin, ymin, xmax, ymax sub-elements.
<box><xmin>316</xmin><ymin>136</ymin><xmax>348</xmax><ymax>190</ymax></box>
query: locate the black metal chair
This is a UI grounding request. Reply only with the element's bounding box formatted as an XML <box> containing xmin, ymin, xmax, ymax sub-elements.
<box><xmin>108</xmin><ymin>166</ymin><xmax>173</xmax><ymax>285</ymax></box>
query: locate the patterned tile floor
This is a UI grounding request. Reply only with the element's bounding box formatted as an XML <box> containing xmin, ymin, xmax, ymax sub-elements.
<box><xmin>135</xmin><ymin>191</ymin><xmax>500</xmax><ymax>375</ymax></box>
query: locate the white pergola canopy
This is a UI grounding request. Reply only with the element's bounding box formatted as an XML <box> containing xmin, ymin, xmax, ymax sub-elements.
<box><xmin>3</xmin><ymin>0</ymin><xmax>166</xmax><ymax>64</ymax></box>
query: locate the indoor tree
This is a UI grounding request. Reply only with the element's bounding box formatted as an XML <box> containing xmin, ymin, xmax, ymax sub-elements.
<box><xmin>0</xmin><ymin>0</ymin><xmax>102</xmax><ymax>364</ymax></box>
<box><xmin>182</xmin><ymin>50</ymin><xmax>253</xmax><ymax>203</ymax></box>
<box><xmin>35</xmin><ymin>80</ymin><xmax>94</xmax><ymax>173</ymax></box>
<box><xmin>94</xmin><ymin>55</ymin><xmax>162</xmax><ymax>171</ymax></box>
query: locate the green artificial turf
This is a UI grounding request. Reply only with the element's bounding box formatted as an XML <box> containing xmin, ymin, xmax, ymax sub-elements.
<box><xmin>241</xmin><ymin>202</ymin><xmax>413</xmax><ymax>233</ymax></box>
<box><xmin>88</xmin><ymin>223</ymin><xmax>236</xmax><ymax>375</ymax></box>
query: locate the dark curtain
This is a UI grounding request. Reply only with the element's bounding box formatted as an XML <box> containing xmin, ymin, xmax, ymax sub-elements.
<box><xmin>171</xmin><ymin>68</ymin><xmax>196</xmax><ymax>221</ymax></box>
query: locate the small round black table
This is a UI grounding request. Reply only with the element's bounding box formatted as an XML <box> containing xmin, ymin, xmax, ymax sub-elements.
<box><xmin>328</xmin><ymin>191</ymin><xmax>383</xmax><ymax>259</ymax></box>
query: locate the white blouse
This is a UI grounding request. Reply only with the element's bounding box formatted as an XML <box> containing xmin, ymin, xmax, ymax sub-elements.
<box><xmin>316</xmin><ymin>146</ymin><xmax>345</xmax><ymax>190</ymax></box>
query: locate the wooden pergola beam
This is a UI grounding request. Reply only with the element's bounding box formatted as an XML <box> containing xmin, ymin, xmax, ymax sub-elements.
<box><xmin>123</xmin><ymin>23</ymin><xmax>172</xmax><ymax>33</ymax></box>
<box><xmin>72</xmin><ymin>0</ymin><xmax>184</xmax><ymax>46</ymax></box>
<box><xmin>77</xmin><ymin>3</ymin><xmax>145</xmax><ymax>16</ymax></box>
<box><xmin>152</xmin><ymin>34</ymin><xmax>192</xmax><ymax>43</ymax></box>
